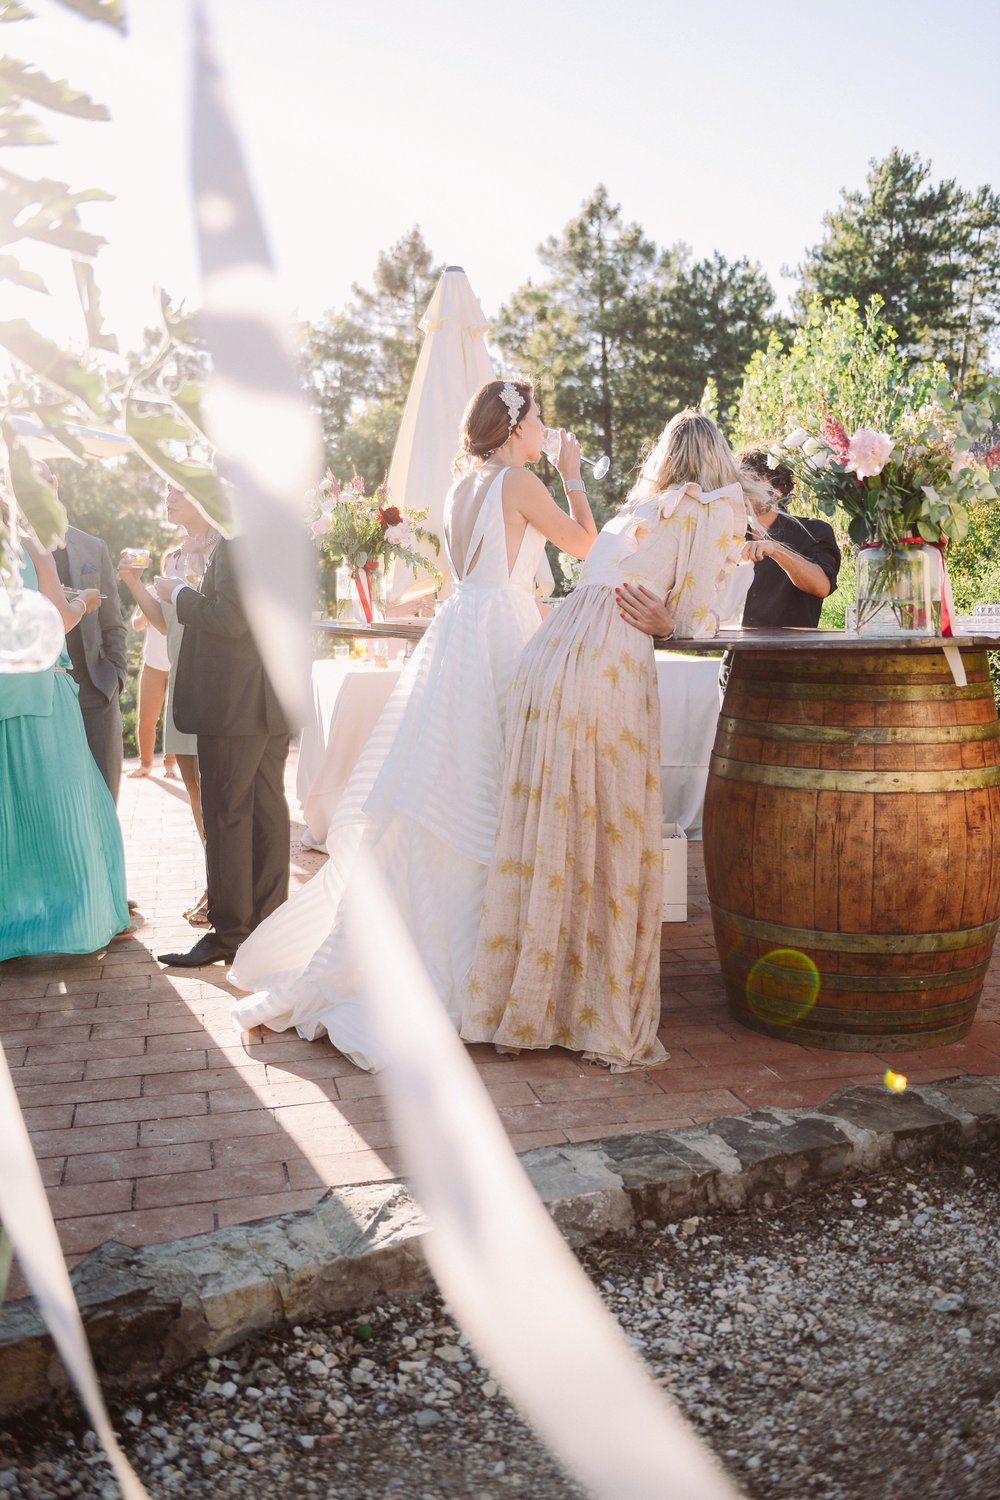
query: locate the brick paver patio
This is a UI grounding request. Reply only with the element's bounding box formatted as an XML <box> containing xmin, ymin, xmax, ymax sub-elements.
<box><xmin>3</xmin><ymin>748</ymin><xmax>1000</xmax><ymax>1304</ymax></box>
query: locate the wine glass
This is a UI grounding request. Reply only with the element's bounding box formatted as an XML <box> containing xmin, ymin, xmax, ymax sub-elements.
<box><xmin>182</xmin><ymin>555</ymin><xmax>207</xmax><ymax>589</ymax></box>
<box><xmin>540</xmin><ymin>427</ymin><xmax>610</xmax><ymax>481</ymax></box>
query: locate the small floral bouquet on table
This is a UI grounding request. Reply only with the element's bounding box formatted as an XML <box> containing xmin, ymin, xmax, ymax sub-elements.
<box><xmin>309</xmin><ymin>471</ymin><xmax>439</xmax><ymax>623</ymax></box>
<box><xmin>767</xmin><ymin>383</ymin><xmax>1000</xmax><ymax>634</ymax></box>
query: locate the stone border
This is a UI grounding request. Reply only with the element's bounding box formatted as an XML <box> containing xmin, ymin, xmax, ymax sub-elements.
<box><xmin>3</xmin><ymin>1075</ymin><xmax>999</xmax><ymax>1414</ymax></box>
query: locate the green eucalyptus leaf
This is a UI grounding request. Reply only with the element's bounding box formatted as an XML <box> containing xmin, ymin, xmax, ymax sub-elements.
<box><xmin>159</xmin><ymin>290</ymin><xmax>202</xmax><ymax>347</ymax></box>
<box><xmin>125</xmin><ymin>407</ymin><xmax>195</xmax><ymax>443</ymax></box>
<box><xmin>169</xmin><ymin>380</ymin><xmax>211</xmax><ymax>439</ymax></box>
<box><xmin>51</xmin><ymin>0</ymin><xmax>126</xmax><ymax>28</ymax></box>
<box><xmin>72</xmin><ymin>258</ymin><xmax>117</xmax><ymax>352</ymax></box>
<box><xmin>5</xmin><ymin>428</ymin><xmax>68</xmax><ymax>546</ymax></box>
<box><xmin>124</xmin><ymin>397</ymin><xmax>232</xmax><ymax>530</ymax></box>
<box><xmin>0</xmin><ymin>167</ymin><xmax>114</xmax><ymax>213</ymax></box>
<box><xmin>13</xmin><ymin>219</ymin><xmax>106</xmax><ymax>257</ymax></box>
<box><xmin>0</xmin><ymin>167</ymin><xmax>112</xmax><ymax>256</ymax></box>
<box><xmin>0</xmin><ymin>252</ymin><xmax>46</xmax><ymax>290</ymax></box>
<box><xmin>0</xmin><ymin>105</ymin><xmax>53</xmax><ymax>145</ymax></box>
<box><xmin>0</xmin><ymin>58</ymin><xmax>110</xmax><ymax>121</ymax></box>
<box><xmin>0</xmin><ymin>318</ymin><xmax>109</xmax><ymax>413</ymax></box>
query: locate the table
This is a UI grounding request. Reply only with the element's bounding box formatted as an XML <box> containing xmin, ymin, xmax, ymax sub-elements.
<box><xmin>654</xmin><ymin>651</ymin><xmax>722</xmax><ymax>838</ymax></box>
<box><xmin>297</xmin><ymin>659</ymin><xmax>401</xmax><ymax>845</ymax></box>
<box><xmin>685</xmin><ymin>629</ymin><xmax>1000</xmax><ymax>1052</ymax></box>
<box><xmin>298</xmin><ymin>647</ymin><xmax>723</xmax><ymax>852</ymax></box>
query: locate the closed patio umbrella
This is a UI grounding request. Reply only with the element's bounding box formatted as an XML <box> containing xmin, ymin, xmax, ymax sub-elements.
<box><xmin>386</xmin><ymin>266</ymin><xmax>553</xmax><ymax>605</ymax></box>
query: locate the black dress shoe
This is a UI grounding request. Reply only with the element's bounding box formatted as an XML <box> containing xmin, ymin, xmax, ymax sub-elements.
<box><xmin>158</xmin><ymin>934</ymin><xmax>237</xmax><ymax>967</ymax></box>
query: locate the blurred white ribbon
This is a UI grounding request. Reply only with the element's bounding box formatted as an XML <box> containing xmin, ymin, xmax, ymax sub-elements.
<box><xmin>190</xmin><ymin>0</ymin><xmax>322</xmax><ymax>728</ymax></box>
<box><xmin>347</xmin><ymin>855</ymin><xmax>742</xmax><ymax>1500</ymax></box>
<box><xmin>0</xmin><ymin>1042</ymin><xmax>150</xmax><ymax>1499</ymax></box>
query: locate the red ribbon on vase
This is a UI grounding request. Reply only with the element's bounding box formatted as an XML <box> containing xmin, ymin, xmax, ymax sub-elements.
<box><xmin>353</xmin><ymin>559</ymin><xmax>380</xmax><ymax>624</ymax></box>
<box><xmin>858</xmin><ymin>535</ymin><xmax>955</xmax><ymax>637</ymax></box>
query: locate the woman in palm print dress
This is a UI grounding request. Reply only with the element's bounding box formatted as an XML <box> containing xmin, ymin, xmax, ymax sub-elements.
<box><xmin>463</xmin><ymin>409</ymin><xmax>761</xmax><ymax>1071</ymax></box>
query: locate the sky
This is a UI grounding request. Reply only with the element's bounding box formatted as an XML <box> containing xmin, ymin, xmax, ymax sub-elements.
<box><xmin>6</xmin><ymin>0</ymin><xmax>1000</xmax><ymax>357</ymax></box>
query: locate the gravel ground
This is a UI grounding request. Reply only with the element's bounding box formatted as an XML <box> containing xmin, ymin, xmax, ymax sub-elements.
<box><xmin>2</xmin><ymin>1142</ymin><xmax>999</xmax><ymax>1500</ymax></box>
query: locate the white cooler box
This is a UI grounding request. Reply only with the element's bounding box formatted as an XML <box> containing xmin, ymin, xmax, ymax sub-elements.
<box><xmin>662</xmin><ymin>821</ymin><xmax>688</xmax><ymax>923</ymax></box>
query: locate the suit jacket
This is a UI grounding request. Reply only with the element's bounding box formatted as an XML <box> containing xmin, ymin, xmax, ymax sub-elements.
<box><xmin>172</xmin><ymin>537</ymin><xmax>290</xmax><ymax>737</ymax></box>
<box><xmin>58</xmin><ymin>526</ymin><xmax>128</xmax><ymax>700</ymax></box>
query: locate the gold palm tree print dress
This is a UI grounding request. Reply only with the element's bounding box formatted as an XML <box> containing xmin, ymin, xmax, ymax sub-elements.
<box><xmin>462</xmin><ymin>482</ymin><xmax>751</xmax><ymax>1071</ymax></box>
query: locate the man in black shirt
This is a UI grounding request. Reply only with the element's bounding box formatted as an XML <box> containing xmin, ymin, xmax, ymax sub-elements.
<box><xmin>738</xmin><ymin>447</ymin><xmax>841</xmax><ymax>626</ymax></box>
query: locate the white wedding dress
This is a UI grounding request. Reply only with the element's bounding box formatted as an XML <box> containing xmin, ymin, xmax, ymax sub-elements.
<box><xmin>229</xmin><ymin>466</ymin><xmax>548</xmax><ymax>1071</ymax></box>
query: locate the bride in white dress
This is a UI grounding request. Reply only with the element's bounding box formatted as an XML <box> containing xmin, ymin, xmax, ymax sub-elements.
<box><xmin>229</xmin><ymin>379</ymin><xmax>600</xmax><ymax>1070</ymax></box>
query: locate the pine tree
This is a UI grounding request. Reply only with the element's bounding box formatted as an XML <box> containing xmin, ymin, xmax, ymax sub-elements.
<box><xmin>795</xmin><ymin>149</ymin><xmax>1000</xmax><ymax>391</ymax></box>
<box><xmin>495</xmin><ymin>188</ymin><xmax>781</xmax><ymax>512</ymax></box>
<box><xmin>303</xmin><ymin>227</ymin><xmax>442</xmax><ymax>481</ymax></box>
<box><xmin>494</xmin><ymin>186</ymin><xmax>661</xmax><ymax>499</ymax></box>
<box><xmin>648</xmin><ymin>251</ymin><xmax>784</xmax><ymax>421</ymax></box>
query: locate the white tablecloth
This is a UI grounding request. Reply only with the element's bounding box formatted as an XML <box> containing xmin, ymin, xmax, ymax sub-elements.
<box><xmin>298</xmin><ymin>650</ymin><xmax>722</xmax><ymax>849</ymax></box>
<box><xmin>297</xmin><ymin>660</ymin><xmax>401</xmax><ymax>845</ymax></box>
<box><xmin>655</xmin><ymin>650</ymin><xmax>722</xmax><ymax>839</ymax></box>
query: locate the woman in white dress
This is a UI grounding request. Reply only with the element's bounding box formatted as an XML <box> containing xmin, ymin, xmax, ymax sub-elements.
<box><xmin>228</xmin><ymin>379</ymin><xmax>600</xmax><ymax>1070</ymax></box>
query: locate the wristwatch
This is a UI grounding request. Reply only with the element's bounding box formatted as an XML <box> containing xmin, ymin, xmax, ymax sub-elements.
<box><xmin>564</xmin><ymin>479</ymin><xmax>586</xmax><ymax>493</ymax></box>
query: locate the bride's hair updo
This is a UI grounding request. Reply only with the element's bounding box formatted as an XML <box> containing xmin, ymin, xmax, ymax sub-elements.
<box><xmin>453</xmin><ymin>379</ymin><xmax>534</xmax><ymax>474</ymax></box>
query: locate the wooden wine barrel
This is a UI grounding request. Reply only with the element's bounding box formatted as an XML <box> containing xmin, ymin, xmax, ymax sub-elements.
<box><xmin>703</xmin><ymin>647</ymin><xmax>1000</xmax><ymax>1050</ymax></box>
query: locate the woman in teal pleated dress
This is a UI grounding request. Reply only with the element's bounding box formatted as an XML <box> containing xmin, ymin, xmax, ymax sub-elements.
<box><xmin>0</xmin><ymin>536</ymin><xmax>129</xmax><ymax>961</ymax></box>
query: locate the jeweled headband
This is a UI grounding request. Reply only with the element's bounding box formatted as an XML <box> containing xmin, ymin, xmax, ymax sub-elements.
<box><xmin>499</xmin><ymin>381</ymin><xmax>525</xmax><ymax>432</ymax></box>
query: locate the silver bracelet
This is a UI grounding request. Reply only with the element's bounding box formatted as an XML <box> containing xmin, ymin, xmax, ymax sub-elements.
<box><xmin>564</xmin><ymin>479</ymin><xmax>586</xmax><ymax>494</ymax></box>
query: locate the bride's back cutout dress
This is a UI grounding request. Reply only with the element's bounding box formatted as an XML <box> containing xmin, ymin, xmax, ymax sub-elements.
<box><xmin>229</xmin><ymin>465</ymin><xmax>548</xmax><ymax>1071</ymax></box>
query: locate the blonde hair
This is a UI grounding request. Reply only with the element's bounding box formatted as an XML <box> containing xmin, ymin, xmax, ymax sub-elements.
<box><xmin>626</xmin><ymin>407</ymin><xmax>771</xmax><ymax>525</ymax></box>
<box><xmin>627</xmin><ymin>409</ymin><xmax>735</xmax><ymax>501</ymax></box>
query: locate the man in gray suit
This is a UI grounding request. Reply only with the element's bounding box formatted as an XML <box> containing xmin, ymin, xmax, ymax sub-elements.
<box><xmin>43</xmin><ymin>467</ymin><xmax>128</xmax><ymax>802</ymax></box>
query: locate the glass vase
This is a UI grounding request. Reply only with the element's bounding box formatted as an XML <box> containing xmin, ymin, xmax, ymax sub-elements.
<box><xmin>367</xmin><ymin>560</ymin><xmax>386</xmax><ymax>625</ymax></box>
<box><xmin>856</xmin><ymin>542</ymin><xmax>944</xmax><ymax>637</ymax></box>
<box><xmin>368</xmin><ymin>563</ymin><xmax>389</xmax><ymax>667</ymax></box>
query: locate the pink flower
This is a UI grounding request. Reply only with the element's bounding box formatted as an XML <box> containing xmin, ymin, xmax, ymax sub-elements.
<box><xmin>982</xmin><ymin>442</ymin><xmax>1000</xmax><ymax>471</ymax></box>
<box><xmin>820</xmin><ymin>416</ymin><xmax>850</xmax><ymax>457</ymax></box>
<box><xmin>351</xmin><ymin>473</ymin><xmax>366</xmax><ymax>495</ymax></box>
<box><xmin>385</xmin><ymin>521</ymin><xmax>414</xmax><ymax>547</ymax></box>
<box><xmin>320</xmin><ymin>470</ymin><xmax>341</xmax><ymax>500</ymax></box>
<box><xmin>847</xmin><ymin>427</ymin><xmax>894</xmax><ymax>479</ymax></box>
<box><xmin>310</xmin><ymin>515</ymin><xmax>333</xmax><ymax>538</ymax></box>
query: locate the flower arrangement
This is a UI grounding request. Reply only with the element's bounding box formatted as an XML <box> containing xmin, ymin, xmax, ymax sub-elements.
<box><xmin>309</xmin><ymin>471</ymin><xmax>439</xmax><ymax>621</ymax></box>
<box><xmin>767</xmin><ymin>386</ymin><xmax>1000</xmax><ymax>633</ymax></box>
<box><xmin>766</xmin><ymin>384</ymin><xmax>1000</xmax><ymax>551</ymax></box>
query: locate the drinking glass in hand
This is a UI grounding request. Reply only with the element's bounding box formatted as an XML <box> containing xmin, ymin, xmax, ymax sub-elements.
<box><xmin>540</xmin><ymin>427</ymin><xmax>610</xmax><ymax>481</ymax></box>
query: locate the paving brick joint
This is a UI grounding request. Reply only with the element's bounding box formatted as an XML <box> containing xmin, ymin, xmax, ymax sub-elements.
<box><xmin>3</xmin><ymin>754</ymin><xmax>1000</xmax><ymax>1412</ymax></box>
